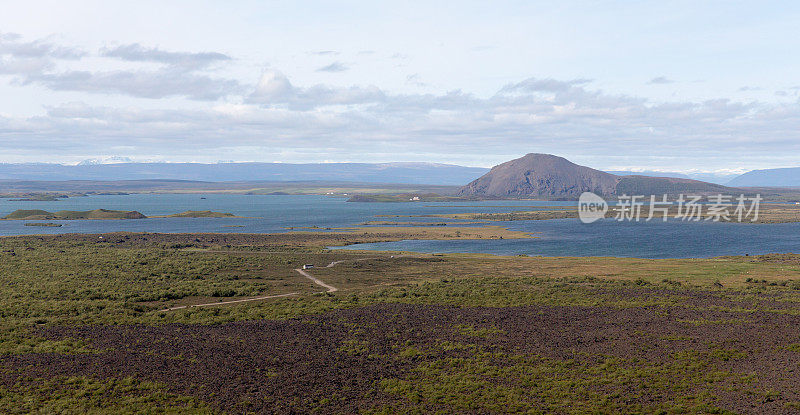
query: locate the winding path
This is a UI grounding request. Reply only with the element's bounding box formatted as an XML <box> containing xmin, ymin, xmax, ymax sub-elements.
<box><xmin>294</xmin><ymin>268</ymin><xmax>338</xmax><ymax>292</ymax></box>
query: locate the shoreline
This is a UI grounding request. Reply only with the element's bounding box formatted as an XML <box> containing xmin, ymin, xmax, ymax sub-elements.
<box><xmin>0</xmin><ymin>230</ymin><xmax>795</xmax><ymax>261</ymax></box>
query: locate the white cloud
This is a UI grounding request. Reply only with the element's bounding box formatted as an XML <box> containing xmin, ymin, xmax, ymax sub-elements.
<box><xmin>0</xmin><ymin>32</ymin><xmax>84</xmax><ymax>76</ymax></box>
<box><xmin>0</xmin><ymin>32</ymin><xmax>84</xmax><ymax>60</ymax></box>
<box><xmin>308</xmin><ymin>50</ymin><xmax>339</xmax><ymax>56</ymax></box>
<box><xmin>0</xmin><ymin>56</ymin><xmax>52</xmax><ymax>75</ymax></box>
<box><xmin>1</xmin><ymin>70</ymin><xmax>796</xmax><ymax>170</ymax></box>
<box><xmin>499</xmin><ymin>78</ymin><xmax>593</xmax><ymax>93</ymax></box>
<box><xmin>405</xmin><ymin>73</ymin><xmax>426</xmax><ymax>87</ymax></box>
<box><xmin>1</xmin><ymin>34</ymin><xmax>800</xmax><ymax>170</ymax></box>
<box><xmin>316</xmin><ymin>61</ymin><xmax>348</xmax><ymax>72</ymax></box>
<box><xmin>100</xmin><ymin>43</ymin><xmax>231</xmax><ymax>70</ymax></box>
<box><xmin>648</xmin><ymin>76</ymin><xmax>674</xmax><ymax>85</ymax></box>
<box><xmin>0</xmin><ymin>34</ymin><xmax>239</xmax><ymax>100</ymax></box>
<box><xmin>248</xmin><ymin>70</ymin><xmax>385</xmax><ymax>109</ymax></box>
<box><xmin>24</xmin><ymin>68</ymin><xmax>241</xmax><ymax>100</ymax></box>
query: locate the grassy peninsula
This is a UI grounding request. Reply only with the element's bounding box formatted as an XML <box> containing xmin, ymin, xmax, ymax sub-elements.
<box><xmin>3</xmin><ymin>209</ymin><xmax>146</xmax><ymax>220</ymax></box>
<box><xmin>2</xmin><ymin>209</ymin><xmax>241</xmax><ymax>221</ymax></box>
<box><xmin>406</xmin><ymin>203</ymin><xmax>800</xmax><ymax>224</ymax></box>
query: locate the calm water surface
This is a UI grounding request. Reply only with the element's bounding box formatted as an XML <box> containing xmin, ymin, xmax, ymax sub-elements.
<box><xmin>1</xmin><ymin>194</ymin><xmax>797</xmax><ymax>259</ymax></box>
<box><xmin>335</xmin><ymin>218</ymin><xmax>800</xmax><ymax>259</ymax></box>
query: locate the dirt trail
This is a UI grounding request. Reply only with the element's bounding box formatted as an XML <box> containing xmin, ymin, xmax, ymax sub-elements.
<box><xmin>159</xmin><ymin>292</ymin><xmax>300</xmax><ymax>312</ymax></box>
<box><xmin>326</xmin><ymin>257</ymin><xmax>375</xmax><ymax>268</ymax></box>
<box><xmin>326</xmin><ymin>255</ymin><xmax>406</xmax><ymax>268</ymax></box>
<box><xmin>295</xmin><ymin>268</ymin><xmax>338</xmax><ymax>292</ymax></box>
<box><xmin>159</xmin><ymin>260</ymin><xmax>352</xmax><ymax>311</ymax></box>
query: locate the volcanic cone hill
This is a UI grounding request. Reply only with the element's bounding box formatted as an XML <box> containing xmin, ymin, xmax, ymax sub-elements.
<box><xmin>458</xmin><ymin>153</ymin><xmax>737</xmax><ymax>199</ymax></box>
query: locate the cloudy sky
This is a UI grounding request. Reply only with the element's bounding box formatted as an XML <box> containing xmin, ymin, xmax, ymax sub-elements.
<box><xmin>1</xmin><ymin>1</ymin><xmax>799</xmax><ymax>173</ymax></box>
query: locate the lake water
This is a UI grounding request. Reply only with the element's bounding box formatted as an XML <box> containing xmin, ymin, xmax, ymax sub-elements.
<box><xmin>335</xmin><ymin>218</ymin><xmax>800</xmax><ymax>259</ymax></box>
<box><xmin>1</xmin><ymin>193</ymin><xmax>798</xmax><ymax>259</ymax></box>
<box><xmin>0</xmin><ymin>194</ymin><xmax>572</xmax><ymax>236</ymax></box>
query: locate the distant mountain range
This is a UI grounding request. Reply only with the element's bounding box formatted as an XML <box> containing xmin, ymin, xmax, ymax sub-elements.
<box><xmin>727</xmin><ymin>167</ymin><xmax>800</xmax><ymax>188</ymax></box>
<box><xmin>0</xmin><ymin>160</ymin><xmax>797</xmax><ymax>189</ymax></box>
<box><xmin>606</xmin><ymin>171</ymin><xmax>740</xmax><ymax>185</ymax></box>
<box><xmin>458</xmin><ymin>154</ymin><xmax>736</xmax><ymax>199</ymax></box>
<box><xmin>0</xmin><ymin>162</ymin><xmax>489</xmax><ymax>186</ymax></box>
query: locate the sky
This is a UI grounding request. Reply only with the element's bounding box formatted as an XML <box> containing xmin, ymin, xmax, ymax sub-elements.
<box><xmin>1</xmin><ymin>0</ymin><xmax>799</xmax><ymax>174</ymax></box>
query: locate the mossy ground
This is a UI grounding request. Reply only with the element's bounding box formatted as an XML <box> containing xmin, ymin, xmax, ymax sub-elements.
<box><xmin>2</xmin><ymin>232</ymin><xmax>800</xmax><ymax>413</ymax></box>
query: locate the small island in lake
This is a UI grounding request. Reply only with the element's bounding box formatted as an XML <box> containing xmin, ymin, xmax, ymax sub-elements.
<box><xmin>3</xmin><ymin>209</ymin><xmax>240</xmax><ymax>220</ymax></box>
<box><xmin>4</xmin><ymin>209</ymin><xmax>147</xmax><ymax>220</ymax></box>
<box><xmin>157</xmin><ymin>210</ymin><xmax>239</xmax><ymax>218</ymax></box>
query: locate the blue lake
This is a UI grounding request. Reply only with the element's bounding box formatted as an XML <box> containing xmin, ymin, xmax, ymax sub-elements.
<box><xmin>335</xmin><ymin>218</ymin><xmax>800</xmax><ymax>259</ymax></box>
<box><xmin>0</xmin><ymin>193</ymin><xmax>798</xmax><ymax>259</ymax></box>
<box><xmin>0</xmin><ymin>194</ymin><xmax>572</xmax><ymax>235</ymax></box>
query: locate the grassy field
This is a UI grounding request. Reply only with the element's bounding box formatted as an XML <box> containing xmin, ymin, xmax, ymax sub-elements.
<box><xmin>2</xmin><ymin>232</ymin><xmax>800</xmax><ymax>413</ymax></box>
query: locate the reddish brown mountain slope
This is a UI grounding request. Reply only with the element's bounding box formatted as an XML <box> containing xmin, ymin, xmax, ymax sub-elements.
<box><xmin>458</xmin><ymin>154</ymin><xmax>737</xmax><ymax>199</ymax></box>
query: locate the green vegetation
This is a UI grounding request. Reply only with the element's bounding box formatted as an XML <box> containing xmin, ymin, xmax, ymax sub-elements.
<box><xmin>156</xmin><ymin>211</ymin><xmax>239</xmax><ymax>218</ymax></box>
<box><xmin>3</xmin><ymin>209</ymin><xmax>240</xmax><ymax>220</ymax></box>
<box><xmin>3</xmin><ymin>233</ymin><xmax>800</xmax><ymax>412</ymax></box>
<box><xmin>4</xmin><ymin>209</ymin><xmax>52</xmax><ymax>219</ymax></box>
<box><xmin>1</xmin><ymin>233</ymin><xmax>800</xmax><ymax>328</ymax></box>
<box><xmin>415</xmin><ymin>203</ymin><xmax>800</xmax><ymax>223</ymax></box>
<box><xmin>0</xmin><ymin>376</ymin><xmax>217</xmax><ymax>414</ymax></box>
<box><xmin>347</xmin><ymin>193</ymin><xmax>469</xmax><ymax>202</ymax></box>
<box><xmin>308</xmin><ymin>225</ymin><xmax>531</xmax><ymax>240</ymax></box>
<box><xmin>1</xmin><ymin>192</ymin><xmax>86</xmax><ymax>201</ymax></box>
<box><xmin>3</xmin><ymin>209</ymin><xmax>146</xmax><ymax>220</ymax></box>
<box><xmin>9</xmin><ymin>195</ymin><xmax>62</xmax><ymax>201</ymax></box>
<box><xmin>378</xmin><ymin>350</ymin><xmax>743</xmax><ymax>413</ymax></box>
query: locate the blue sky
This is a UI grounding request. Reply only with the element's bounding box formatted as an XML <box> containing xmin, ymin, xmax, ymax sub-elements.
<box><xmin>1</xmin><ymin>0</ymin><xmax>799</xmax><ymax>174</ymax></box>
